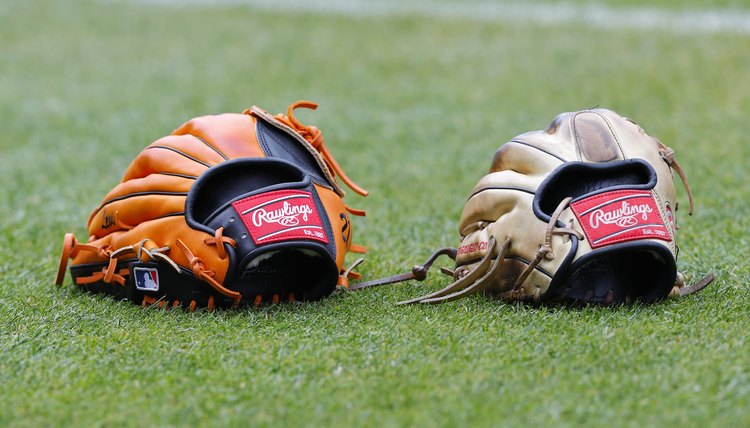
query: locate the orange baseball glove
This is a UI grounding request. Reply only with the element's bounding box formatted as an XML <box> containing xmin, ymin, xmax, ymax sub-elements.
<box><xmin>55</xmin><ymin>101</ymin><xmax>368</xmax><ymax>310</ymax></box>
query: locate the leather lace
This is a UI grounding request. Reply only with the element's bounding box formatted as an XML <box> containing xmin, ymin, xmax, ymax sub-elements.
<box><xmin>346</xmin><ymin>247</ymin><xmax>457</xmax><ymax>291</ymax></box>
<box><xmin>56</xmin><ymin>232</ymin><xmax>243</xmax><ymax>307</ymax></box>
<box><xmin>203</xmin><ymin>226</ymin><xmax>236</xmax><ymax>260</ymax></box>
<box><xmin>397</xmin><ymin>237</ymin><xmax>508</xmax><ymax>305</ymax></box>
<box><xmin>655</xmin><ymin>140</ymin><xmax>695</xmax><ymax>215</ymax></box>
<box><xmin>176</xmin><ymin>239</ymin><xmax>242</xmax><ymax>305</ymax></box>
<box><xmin>273</xmin><ymin>101</ymin><xmax>369</xmax><ymax>198</ymax></box>
<box><xmin>505</xmin><ymin>197</ymin><xmax>583</xmax><ymax>301</ymax></box>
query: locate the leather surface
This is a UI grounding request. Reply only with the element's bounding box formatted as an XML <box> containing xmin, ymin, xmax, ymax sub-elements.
<box><xmin>64</xmin><ymin>103</ymin><xmax>361</xmax><ymax>306</ymax></box>
<box><xmin>456</xmin><ymin>108</ymin><xmax>682</xmax><ymax>302</ymax></box>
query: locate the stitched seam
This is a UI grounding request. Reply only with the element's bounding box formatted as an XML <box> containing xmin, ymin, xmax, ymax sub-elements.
<box><xmin>146</xmin><ymin>146</ymin><xmax>212</xmax><ymax>168</ymax></box>
<box><xmin>597</xmin><ymin>111</ymin><xmax>626</xmax><ymax>158</ymax></box>
<box><xmin>158</xmin><ymin>172</ymin><xmax>198</xmax><ymax>180</ymax></box>
<box><xmin>93</xmin><ymin>191</ymin><xmax>188</xmax><ymax>216</ymax></box>
<box><xmin>468</xmin><ymin>186</ymin><xmax>535</xmax><ymax>201</ymax></box>
<box><xmin>507</xmin><ymin>140</ymin><xmax>567</xmax><ymax>162</ymax></box>
<box><xmin>192</xmin><ymin>135</ymin><xmax>229</xmax><ymax>161</ymax></box>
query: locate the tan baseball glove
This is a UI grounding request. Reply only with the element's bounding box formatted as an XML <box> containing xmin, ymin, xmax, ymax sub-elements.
<box><xmin>368</xmin><ymin>108</ymin><xmax>713</xmax><ymax>305</ymax></box>
<box><xmin>55</xmin><ymin>101</ymin><xmax>368</xmax><ymax>310</ymax></box>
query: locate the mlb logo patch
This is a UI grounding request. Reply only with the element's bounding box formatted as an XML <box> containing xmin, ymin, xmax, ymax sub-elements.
<box><xmin>134</xmin><ymin>267</ymin><xmax>160</xmax><ymax>291</ymax></box>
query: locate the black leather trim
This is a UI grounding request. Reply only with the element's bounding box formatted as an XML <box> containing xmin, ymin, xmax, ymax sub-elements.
<box><xmin>185</xmin><ymin>157</ymin><xmax>310</xmax><ymax>227</ymax></box>
<box><xmin>183</xmin><ymin>157</ymin><xmax>338</xmax><ymax>290</ymax></box>
<box><xmin>545</xmin><ymin>241</ymin><xmax>675</xmax><ymax>304</ymax></box>
<box><xmin>255</xmin><ymin>119</ymin><xmax>332</xmax><ymax>190</ymax></box>
<box><xmin>533</xmin><ymin>159</ymin><xmax>657</xmax><ymax>221</ymax></box>
<box><xmin>467</xmin><ymin>186</ymin><xmax>535</xmax><ymax>201</ymax></box>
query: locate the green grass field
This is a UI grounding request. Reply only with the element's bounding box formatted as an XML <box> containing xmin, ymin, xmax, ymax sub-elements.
<box><xmin>1</xmin><ymin>0</ymin><xmax>749</xmax><ymax>426</ymax></box>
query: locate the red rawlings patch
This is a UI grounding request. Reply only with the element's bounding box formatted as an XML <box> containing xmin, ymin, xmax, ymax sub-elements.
<box><xmin>232</xmin><ymin>189</ymin><xmax>329</xmax><ymax>246</ymax></box>
<box><xmin>570</xmin><ymin>189</ymin><xmax>671</xmax><ymax>249</ymax></box>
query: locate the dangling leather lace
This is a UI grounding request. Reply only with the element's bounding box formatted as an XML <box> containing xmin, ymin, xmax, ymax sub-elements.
<box><xmin>502</xmin><ymin>197</ymin><xmax>583</xmax><ymax>301</ymax></box>
<box><xmin>347</xmin><ymin>247</ymin><xmax>457</xmax><ymax>291</ymax></box>
<box><xmin>398</xmin><ymin>237</ymin><xmax>511</xmax><ymax>305</ymax></box>
<box><xmin>176</xmin><ymin>239</ymin><xmax>242</xmax><ymax>306</ymax></box>
<box><xmin>273</xmin><ymin>101</ymin><xmax>369</xmax><ymax>197</ymax></box>
<box><xmin>655</xmin><ymin>140</ymin><xmax>694</xmax><ymax>215</ymax></box>
<box><xmin>670</xmin><ymin>272</ymin><xmax>715</xmax><ymax>297</ymax></box>
<box><xmin>55</xmin><ymin>234</ymin><xmax>182</xmax><ymax>287</ymax></box>
<box><xmin>55</xmin><ymin>234</ymin><xmax>128</xmax><ymax>286</ymax></box>
<box><xmin>395</xmin><ymin>197</ymin><xmax>584</xmax><ymax>305</ymax></box>
<box><xmin>351</xmin><ymin>186</ymin><xmax>713</xmax><ymax>304</ymax></box>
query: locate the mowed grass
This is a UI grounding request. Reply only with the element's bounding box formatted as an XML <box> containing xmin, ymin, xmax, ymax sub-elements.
<box><xmin>1</xmin><ymin>0</ymin><xmax>749</xmax><ymax>426</ymax></box>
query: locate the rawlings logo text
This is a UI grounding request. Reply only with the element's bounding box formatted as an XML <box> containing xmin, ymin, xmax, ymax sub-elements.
<box><xmin>457</xmin><ymin>241</ymin><xmax>490</xmax><ymax>256</ymax></box>
<box><xmin>589</xmin><ymin>201</ymin><xmax>653</xmax><ymax>229</ymax></box>
<box><xmin>251</xmin><ymin>201</ymin><xmax>314</xmax><ymax>227</ymax></box>
<box><xmin>233</xmin><ymin>190</ymin><xmax>329</xmax><ymax>246</ymax></box>
<box><xmin>570</xmin><ymin>190</ymin><xmax>671</xmax><ymax>249</ymax></box>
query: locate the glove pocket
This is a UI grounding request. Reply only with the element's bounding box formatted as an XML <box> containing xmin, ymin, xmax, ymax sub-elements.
<box><xmin>185</xmin><ymin>157</ymin><xmax>339</xmax><ymax>302</ymax></box>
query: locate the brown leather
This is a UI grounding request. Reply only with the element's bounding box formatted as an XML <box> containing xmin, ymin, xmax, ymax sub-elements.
<box><xmin>56</xmin><ymin>101</ymin><xmax>368</xmax><ymax>308</ymax></box>
<box><xmin>349</xmin><ymin>247</ymin><xmax>456</xmax><ymax>291</ymax></box>
<box><xmin>671</xmin><ymin>273</ymin><xmax>715</xmax><ymax>297</ymax></box>
<box><xmin>399</xmin><ymin>108</ymin><xmax>713</xmax><ymax>305</ymax></box>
